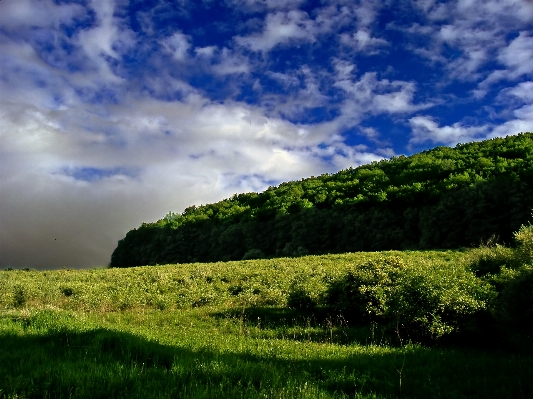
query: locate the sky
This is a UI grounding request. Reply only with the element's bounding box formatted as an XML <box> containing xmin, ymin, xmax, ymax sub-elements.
<box><xmin>0</xmin><ymin>0</ymin><xmax>532</xmax><ymax>270</ymax></box>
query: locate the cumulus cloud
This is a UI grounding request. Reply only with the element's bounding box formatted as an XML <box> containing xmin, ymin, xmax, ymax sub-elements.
<box><xmin>332</xmin><ymin>58</ymin><xmax>357</xmax><ymax>80</ymax></box>
<box><xmin>409</xmin><ymin>116</ymin><xmax>488</xmax><ymax>146</ymax></box>
<box><xmin>75</xmin><ymin>0</ymin><xmax>135</xmax><ymax>83</ymax></box>
<box><xmin>498</xmin><ymin>32</ymin><xmax>533</xmax><ymax>77</ymax></box>
<box><xmin>474</xmin><ymin>32</ymin><xmax>533</xmax><ymax>97</ymax></box>
<box><xmin>406</xmin><ymin>0</ymin><xmax>533</xmax><ymax>84</ymax></box>
<box><xmin>162</xmin><ymin>32</ymin><xmax>192</xmax><ymax>62</ymax></box>
<box><xmin>260</xmin><ymin>66</ymin><xmax>331</xmax><ymax>120</ymax></box>
<box><xmin>340</xmin><ymin>30</ymin><xmax>389</xmax><ymax>52</ymax></box>
<box><xmin>409</xmin><ymin>92</ymin><xmax>533</xmax><ymax>146</ymax></box>
<box><xmin>0</xmin><ymin>0</ymin><xmax>85</xmax><ymax>31</ymax></box>
<box><xmin>211</xmin><ymin>48</ymin><xmax>251</xmax><ymax>75</ymax></box>
<box><xmin>235</xmin><ymin>10</ymin><xmax>317</xmax><ymax>52</ymax></box>
<box><xmin>0</xmin><ymin>92</ymin><xmax>348</xmax><ymax>269</ymax></box>
<box><xmin>506</xmin><ymin>81</ymin><xmax>533</xmax><ymax>101</ymax></box>
<box><xmin>334</xmin><ymin>72</ymin><xmax>432</xmax><ymax>121</ymax></box>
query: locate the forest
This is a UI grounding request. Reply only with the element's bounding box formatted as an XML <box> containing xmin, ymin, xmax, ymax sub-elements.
<box><xmin>111</xmin><ymin>132</ymin><xmax>533</xmax><ymax>268</ymax></box>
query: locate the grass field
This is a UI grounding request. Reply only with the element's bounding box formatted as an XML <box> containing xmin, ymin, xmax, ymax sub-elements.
<box><xmin>1</xmin><ymin>251</ymin><xmax>532</xmax><ymax>398</ymax></box>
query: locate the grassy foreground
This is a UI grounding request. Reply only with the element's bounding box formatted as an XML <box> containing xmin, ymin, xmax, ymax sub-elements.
<box><xmin>1</xmin><ymin>251</ymin><xmax>532</xmax><ymax>398</ymax></box>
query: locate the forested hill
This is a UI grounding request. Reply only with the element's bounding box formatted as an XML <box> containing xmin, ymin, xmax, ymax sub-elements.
<box><xmin>111</xmin><ymin>132</ymin><xmax>533</xmax><ymax>267</ymax></box>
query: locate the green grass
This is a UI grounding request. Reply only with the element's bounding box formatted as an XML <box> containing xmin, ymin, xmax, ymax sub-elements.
<box><xmin>1</xmin><ymin>251</ymin><xmax>532</xmax><ymax>398</ymax></box>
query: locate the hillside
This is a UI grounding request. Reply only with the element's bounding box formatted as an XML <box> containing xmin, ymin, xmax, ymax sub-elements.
<box><xmin>111</xmin><ymin>133</ymin><xmax>533</xmax><ymax>267</ymax></box>
<box><xmin>3</xmin><ymin>243</ymin><xmax>533</xmax><ymax>398</ymax></box>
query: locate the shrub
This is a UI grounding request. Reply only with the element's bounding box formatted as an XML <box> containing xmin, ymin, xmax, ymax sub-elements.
<box><xmin>463</xmin><ymin>243</ymin><xmax>515</xmax><ymax>277</ymax></box>
<box><xmin>287</xmin><ymin>287</ymin><xmax>317</xmax><ymax>310</ymax></box>
<box><xmin>494</xmin><ymin>221</ymin><xmax>533</xmax><ymax>330</ymax></box>
<box><xmin>13</xmin><ymin>285</ymin><xmax>26</xmax><ymax>308</ymax></box>
<box><xmin>325</xmin><ymin>256</ymin><xmax>404</xmax><ymax>323</ymax></box>
<box><xmin>514</xmin><ymin>222</ymin><xmax>533</xmax><ymax>266</ymax></box>
<box><xmin>461</xmin><ymin>220</ymin><xmax>533</xmax><ymax>334</ymax></box>
<box><xmin>324</xmin><ymin>256</ymin><xmax>495</xmax><ymax>340</ymax></box>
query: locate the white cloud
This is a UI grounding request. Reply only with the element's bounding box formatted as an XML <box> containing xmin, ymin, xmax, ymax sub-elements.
<box><xmin>195</xmin><ymin>46</ymin><xmax>217</xmax><ymax>58</ymax></box>
<box><xmin>409</xmin><ymin>116</ymin><xmax>488</xmax><ymax>145</ymax></box>
<box><xmin>267</xmin><ymin>71</ymin><xmax>301</xmax><ymax>87</ymax></box>
<box><xmin>475</xmin><ymin>32</ymin><xmax>533</xmax><ymax>97</ymax></box>
<box><xmin>312</xmin><ymin>2</ymin><xmax>356</xmax><ymax>33</ymax></box>
<box><xmin>334</xmin><ymin>72</ymin><xmax>432</xmax><ymax>118</ymax></box>
<box><xmin>161</xmin><ymin>39</ymin><xmax>251</xmax><ymax>76</ymax></box>
<box><xmin>73</xmin><ymin>0</ymin><xmax>136</xmax><ymax>84</ymax></box>
<box><xmin>407</xmin><ymin>0</ymin><xmax>533</xmax><ymax>84</ymax></box>
<box><xmin>332</xmin><ymin>58</ymin><xmax>357</xmax><ymax>80</ymax></box>
<box><xmin>409</xmin><ymin>99</ymin><xmax>533</xmax><ymax>146</ymax></box>
<box><xmin>497</xmin><ymin>32</ymin><xmax>533</xmax><ymax>77</ymax></box>
<box><xmin>212</xmin><ymin>47</ymin><xmax>251</xmax><ymax>75</ymax></box>
<box><xmin>0</xmin><ymin>0</ymin><xmax>85</xmax><ymax>31</ymax></box>
<box><xmin>259</xmin><ymin>66</ymin><xmax>332</xmax><ymax>120</ymax></box>
<box><xmin>234</xmin><ymin>0</ymin><xmax>384</xmax><ymax>54</ymax></box>
<box><xmin>457</xmin><ymin>0</ymin><xmax>533</xmax><ymax>23</ymax></box>
<box><xmin>317</xmin><ymin>142</ymin><xmax>384</xmax><ymax>171</ymax></box>
<box><xmin>506</xmin><ymin>81</ymin><xmax>533</xmax><ymax>101</ymax></box>
<box><xmin>235</xmin><ymin>10</ymin><xmax>317</xmax><ymax>52</ymax></box>
<box><xmin>162</xmin><ymin>32</ymin><xmax>192</xmax><ymax>62</ymax></box>
<box><xmin>489</xmin><ymin>103</ymin><xmax>533</xmax><ymax>138</ymax></box>
<box><xmin>409</xmin><ymin>72</ymin><xmax>533</xmax><ymax>146</ymax></box>
<box><xmin>353</xmin><ymin>0</ymin><xmax>380</xmax><ymax>27</ymax></box>
<box><xmin>340</xmin><ymin>30</ymin><xmax>389</xmax><ymax>52</ymax></box>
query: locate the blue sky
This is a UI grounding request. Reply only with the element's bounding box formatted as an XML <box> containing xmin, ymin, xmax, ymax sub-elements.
<box><xmin>1</xmin><ymin>0</ymin><xmax>532</xmax><ymax>269</ymax></box>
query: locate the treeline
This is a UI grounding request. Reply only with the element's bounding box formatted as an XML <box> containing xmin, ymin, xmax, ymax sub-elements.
<box><xmin>111</xmin><ymin>133</ymin><xmax>533</xmax><ymax>267</ymax></box>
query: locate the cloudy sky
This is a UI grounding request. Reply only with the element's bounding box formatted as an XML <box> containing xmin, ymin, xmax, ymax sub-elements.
<box><xmin>1</xmin><ymin>0</ymin><xmax>532</xmax><ymax>269</ymax></box>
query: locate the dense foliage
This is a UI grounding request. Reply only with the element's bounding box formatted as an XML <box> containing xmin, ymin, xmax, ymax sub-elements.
<box><xmin>324</xmin><ymin>256</ymin><xmax>495</xmax><ymax>340</ymax></box>
<box><xmin>111</xmin><ymin>133</ymin><xmax>533</xmax><ymax>267</ymax></box>
<box><xmin>2</xmin><ymin>251</ymin><xmax>463</xmax><ymax>314</ymax></box>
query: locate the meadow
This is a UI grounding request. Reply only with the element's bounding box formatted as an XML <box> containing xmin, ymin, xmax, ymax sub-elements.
<box><xmin>1</xmin><ymin>249</ymin><xmax>532</xmax><ymax>398</ymax></box>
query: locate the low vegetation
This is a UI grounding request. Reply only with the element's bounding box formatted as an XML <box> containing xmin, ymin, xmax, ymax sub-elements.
<box><xmin>2</xmin><ymin>223</ymin><xmax>533</xmax><ymax>398</ymax></box>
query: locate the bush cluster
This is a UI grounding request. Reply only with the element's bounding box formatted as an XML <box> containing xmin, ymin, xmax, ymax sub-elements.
<box><xmin>489</xmin><ymin>223</ymin><xmax>533</xmax><ymax>331</ymax></box>
<box><xmin>313</xmin><ymin>220</ymin><xmax>533</xmax><ymax>342</ymax></box>
<box><xmin>322</xmin><ymin>256</ymin><xmax>495</xmax><ymax>340</ymax></box>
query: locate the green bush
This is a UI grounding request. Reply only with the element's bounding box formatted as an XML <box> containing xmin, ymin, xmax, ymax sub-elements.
<box><xmin>325</xmin><ymin>256</ymin><xmax>495</xmax><ymax>340</ymax></box>
<box><xmin>514</xmin><ymin>222</ymin><xmax>533</xmax><ymax>266</ymax></box>
<box><xmin>463</xmin><ymin>243</ymin><xmax>515</xmax><ymax>277</ymax></box>
<box><xmin>463</xmin><ymin>219</ymin><xmax>533</xmax><ymax>278</ymax></box>
<box><xmin>325</xmin><ymin>256</ymin><xmax>404</xmax><ymax>323</ymax></box>
<box><xmin>287</xmin><ymin>287</ymin><xmax>317</xmax><ymax>310</ymax></box>
<box><xmin>489</xmin><ymin>222</ymin><xmax>533</xmax><ymax>331</ymax></box>
<box><xmin>13</xmin><ymin>285</ymin><xmax>26</xmax><ymax>308</ymax></box>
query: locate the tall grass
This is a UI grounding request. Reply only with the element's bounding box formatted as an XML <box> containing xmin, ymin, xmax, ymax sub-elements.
<box><xmin>0</xmin><ymin>251</ymin><xmax>463</xmax><ymax>313</ymax></box>
<box><xmin>1</xmin><ymin>250</ymin><xmax>532</xmax><ymax>398</ymax></box>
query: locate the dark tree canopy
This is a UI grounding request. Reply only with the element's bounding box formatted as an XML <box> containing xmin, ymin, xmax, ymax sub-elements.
<box><xmin>111</xmin><ymin>133</ymin><xmax>533</xmax><ymax>267</ymax></box>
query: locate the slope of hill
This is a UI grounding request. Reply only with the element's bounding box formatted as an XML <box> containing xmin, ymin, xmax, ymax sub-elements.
<box><xmin>111</xmin><ymin>133</ymin><xmax>533</xmax><ymax>267</ymax></box>
<box><xmin>3</xmin><ymin>246</ymin><xmax>533</xmax><ymax>398</ymax></box>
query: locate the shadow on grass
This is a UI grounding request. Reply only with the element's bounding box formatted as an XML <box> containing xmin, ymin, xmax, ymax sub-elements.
<box><xmin>210</xmin><ymin>306</ymin><xmax>390</xmax><ymax>346</ymax></box>
<box><xmin>209</xmin><ymin>307</ymin><xmax>529</xmax><ymax>353</ymax></box>
<box><xmin>1</xmin><ymin>314</ymin><xmax>532</xmax><ymax>399</ymax></box>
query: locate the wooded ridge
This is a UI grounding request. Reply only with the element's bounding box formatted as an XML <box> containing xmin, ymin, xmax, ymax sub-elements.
<box><xmin>111</xmin><ymin>132</ymin><xmax>533</xmax><ymax>267</ymax></box>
